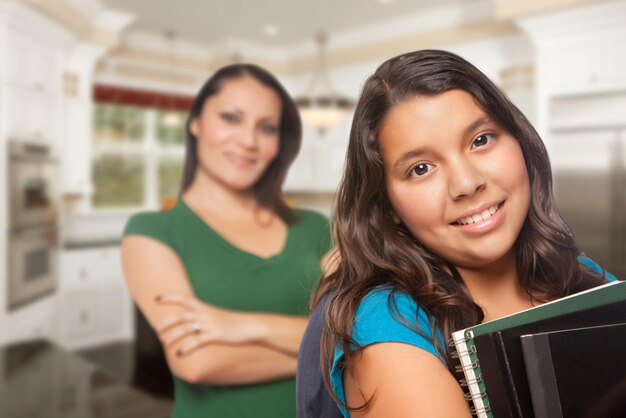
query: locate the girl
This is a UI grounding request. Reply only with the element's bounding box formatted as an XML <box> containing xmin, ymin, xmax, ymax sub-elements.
<box><xmin>304</xmin><ymin>49</ymin><xmax>617</xmax><ymax>417</ymax></box>
<box><xmin>122</xmin><ymin>64</ymin><xmax>332</xmax><ymax>418</ymax></box>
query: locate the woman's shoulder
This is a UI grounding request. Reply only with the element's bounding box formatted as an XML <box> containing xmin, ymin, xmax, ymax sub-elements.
<box><xmin>124</xmin><ymin>210</ymin><xmax>171</xmax><ymax>235</ymax></box>
<box><xmin>123</xmin><ymin>209</ymin><xmax>177</xmax><ymax>249</ymax></box>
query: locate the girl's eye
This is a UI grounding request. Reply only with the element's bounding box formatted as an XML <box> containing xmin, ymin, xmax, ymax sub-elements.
<box><xmin>471</xmin><ymin>133</ymin><xmax>495</xmax><ymax>149</ymax></box>
<box><xmin>221</xmin><ymin>112</ymin><xmax>240</xmax><ymax>123</ymax></box>
<box><xmin>408</xmin><ymin>162</ymin><xmax>434</xmax><ymax>178</ymax></box>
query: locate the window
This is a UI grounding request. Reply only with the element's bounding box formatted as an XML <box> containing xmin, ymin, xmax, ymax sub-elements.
<box><xmin>91</xmin><ymin>103</ymin><xmax>188</xmax><ymax>210</ymax></box>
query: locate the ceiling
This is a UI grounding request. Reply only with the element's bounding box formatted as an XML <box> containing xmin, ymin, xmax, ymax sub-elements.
<box><xmin>100</xmin><ymin>0</ymin><xmax>466</xmax><ymax>48</ymax></box>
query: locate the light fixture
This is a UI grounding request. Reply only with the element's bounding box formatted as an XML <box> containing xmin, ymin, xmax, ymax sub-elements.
<box><xmin>163</xmin><ymin>30</ymin><xmax>181</xmax><ymax>127</ymax></box>
<box><xmin>295</xmin><ymin>32</ymin><xmax>354</xmax><ymax>135</ymax></box>
<box><xmin>263</xmin><ymin>24</ymin><xmax>279</xmax><ymax>36</ymax></box>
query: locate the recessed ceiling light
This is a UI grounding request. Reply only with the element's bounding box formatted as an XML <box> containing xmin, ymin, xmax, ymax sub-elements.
<box><xmin>263</xmin><ymin>25</ymin><xmax>279</xmax><ymax>36</ymax></box>
<box><xmin>377</xmin><ymin>0</ymin><xmax>394</xmax><ymax>4</ymax></box>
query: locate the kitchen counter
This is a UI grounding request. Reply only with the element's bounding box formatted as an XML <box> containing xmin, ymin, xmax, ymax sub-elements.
<box><xmin>0</xmin><ymin>340</ymin><xmax>172</xmax><ymax>418</ymax></box>
<box><xmin>63</xmin><ymin>238</ymin><xmax>121</xmax><ymax>250</ymax></box>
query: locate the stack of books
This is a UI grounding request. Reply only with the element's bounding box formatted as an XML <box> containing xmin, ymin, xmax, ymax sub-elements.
<box><xmin>451</xmin><ymin>280</ymin><xmax>626</xmax><ymax>418</ymax></box>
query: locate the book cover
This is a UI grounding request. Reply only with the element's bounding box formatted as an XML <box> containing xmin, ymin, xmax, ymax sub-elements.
<box><xmin>521</xmin><ymin>323</ymin><xmax>626</xmax><ymax>418</ymax></box>
<box><xmin>473</xmin><ymin>299</ymin><xmax>626</xmax><ymax>417</ymax></box>
<box><xmin>451</xmin><ymin>280</ymin><xmax>626</xmax><ymax>418</ymax></box>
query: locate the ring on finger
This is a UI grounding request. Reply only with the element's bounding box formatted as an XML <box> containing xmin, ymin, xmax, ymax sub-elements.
<box><xmin>191</xmin><ymin>321</ymin><xmax>202</xmax><ymax>334</ymax></box>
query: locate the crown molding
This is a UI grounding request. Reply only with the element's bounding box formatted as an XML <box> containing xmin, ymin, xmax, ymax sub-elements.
<box><xmin>494</xmin><ymin>0</ymin><xmax>603</xmax><ymax>20</ymax></box>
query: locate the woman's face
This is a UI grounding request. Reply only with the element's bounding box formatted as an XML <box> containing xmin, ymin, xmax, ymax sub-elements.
<box><xmin>190</xmin><ymin>75</ymin><xmax>282</xmax><ymax>191</ymax></box>
<box><xmin>380</xmin><ymin>89</ymin><xmax>531</xmax><ymax>270</ymax></box>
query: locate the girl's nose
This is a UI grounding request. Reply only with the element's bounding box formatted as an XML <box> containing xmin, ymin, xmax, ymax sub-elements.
<box><xmin>447</xmin><ymin>158</ymin><xmax>486</xmax><ymax>200</ymax></box>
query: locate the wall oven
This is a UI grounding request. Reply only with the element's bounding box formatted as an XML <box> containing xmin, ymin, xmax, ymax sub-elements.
<box><xmin>7</xmin><ymin>141</ymin><xmax>59</xmax><ymax>310</ymax></box>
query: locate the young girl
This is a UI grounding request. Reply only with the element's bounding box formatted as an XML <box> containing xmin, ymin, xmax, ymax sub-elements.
<box><xmin>301</xmin><ymin>49</ymin><xmax>617</xmax><ymax>417</ymax></box>
<box><xmin>122</xmin><ymin>64</ymin><xmax>332</xmax><ymax>418</ymax></box>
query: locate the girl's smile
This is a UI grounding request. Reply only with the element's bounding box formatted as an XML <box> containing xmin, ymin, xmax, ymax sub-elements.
<box><xmin>451</xmin><ymin>200</ymin><xmax>505</xmax><ymax>234</ymax></box>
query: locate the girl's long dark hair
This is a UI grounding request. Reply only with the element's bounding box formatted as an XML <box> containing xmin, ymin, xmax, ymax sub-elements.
<box><xmin>181</xmin><ymin>63</ymin><xmax>302</xmax><ymax>223</ymax></box>
<box><xmin>314</xmin><ymin>49</ymin><xmax>607</xmax><ymax>411</ymax></box>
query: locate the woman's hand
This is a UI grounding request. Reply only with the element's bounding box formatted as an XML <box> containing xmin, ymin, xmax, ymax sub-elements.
<box><xmin>155</xmin><ymin>294</ymin><xmax>252</xmax><ymax>356</ymax></box>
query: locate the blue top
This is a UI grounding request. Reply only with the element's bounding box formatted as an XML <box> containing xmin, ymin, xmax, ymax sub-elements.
<box><xmin>330</xmin><ymin>256</ymin><xmax>617</xmax><ymax>418</ymax></box>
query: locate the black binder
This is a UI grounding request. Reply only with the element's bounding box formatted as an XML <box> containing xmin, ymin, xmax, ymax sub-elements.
<box><xmin>521</xmin><ymin>323</ymin><xmax>626</xmax><ymax>418</ymax></box>
<box><xmin>471</xmin><ymin>299</ymin><xmax>626</xmax><ymax>417</ymax></box>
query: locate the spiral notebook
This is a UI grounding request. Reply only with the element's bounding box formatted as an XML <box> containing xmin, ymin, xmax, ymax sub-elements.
<box><xmin>451</xmin><ymin>280</ymin><xmax>626</xmax><ymax>418</ymax></box>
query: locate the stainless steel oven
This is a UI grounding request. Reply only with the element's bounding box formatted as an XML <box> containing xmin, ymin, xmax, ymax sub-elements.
<box><xmin>8</xmin><ymin>140</ymin><xmax>59</xmax><ymax>310</ymax></box>
<box><xmin>9</xmin><ymin>141</ymin><xmax>58</xmax><ymax>229</ymax></box>
<box><xmin>7</xmin><ymin>226</ymin><xmax>59</xmax><ymax>310</ymax></box>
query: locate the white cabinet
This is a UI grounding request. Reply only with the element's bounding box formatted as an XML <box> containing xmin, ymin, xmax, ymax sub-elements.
<box><xmin>543</xmin><ymin>28</ymin><xmax>626</xmax><ymax>96</ymax></box>
<box><xmin>58</xmin><ymin>247</ymin><xmax>134</xmax><ymax>350</ymax></box>
<box><xmin>1</xmin><ymin>24</ymin><xmax>64</xmax><ymax>144</ymax></box>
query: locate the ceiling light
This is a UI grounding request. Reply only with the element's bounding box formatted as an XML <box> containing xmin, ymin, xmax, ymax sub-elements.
<box><xmin>263</xmin><ymin>24</ymin><xmax>279</xmax><ymax>36</ymax></box>
<box><xmin>377</xmin><ymin>0</ymin><xmax>394</xmax><ymax>4</ymax></box>
<box><xmin>295</xmin><ymin>32</ymin><xmax>354</xmax><ymax>135</ymax></box>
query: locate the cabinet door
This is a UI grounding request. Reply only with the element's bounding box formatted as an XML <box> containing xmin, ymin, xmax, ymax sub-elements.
<box><xmin>60</xmin><ymin>250</ymin><xmax>96</xmax><ymax>291</ymax></box>
<box><xmin>59</xmin><ymin>247</ymin><xmax>133</xmax><ymax>346</ymax></box>
<box><xmin>544</xmin><ymin>29</ymin><xmax>626</xmax><ymax>94</ymax></box>
<box><xmin>3</xmin><ymin>29</ymin><xmax>32</xmax><ymax>87</ymax></box>
<box><xmin>94</xmin><ymin>248</ymin><xmax>132</xmax><ymax>334</ymax></box>
<box><xmin>4</xmin><ymin>86</ymin><xmax>32</xmax><ymax>140</ymax></box>
<box><xmin>65</xmin><ymin>289</ymin><xmax>98</xmax><ymax>337</ymax></box>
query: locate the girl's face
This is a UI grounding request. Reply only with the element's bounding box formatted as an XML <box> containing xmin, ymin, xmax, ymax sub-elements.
<box><xmin>190</xmin><ymin>76</ymin><xmax>282</xmax><ymax>191</ymax></box>
<box><xmin>380</xmin><ymin>89</ymin><xmax>530</xmax><ymax>270</ymax></box>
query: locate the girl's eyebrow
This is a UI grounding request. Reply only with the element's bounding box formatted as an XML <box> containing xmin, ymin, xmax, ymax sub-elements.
<box><xmin>392</xmin><ymin>147</ymin><xmax>428</xmax><ymax>170</ymax></box>
<box><xmin>464</xmin><ymin>117</ymin><xmax>493</xmax><ymax>137</ymax></box>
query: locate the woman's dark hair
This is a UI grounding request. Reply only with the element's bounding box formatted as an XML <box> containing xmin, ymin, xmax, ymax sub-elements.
<box><xmin>181</xmin><ymin>63</ymin><xmax>302</xmax><ymax>223</ymax></box>
<box><xmin>314</xmin><ymin>49</ymin><xmax>607</xmax><ymax>410</ymax></box>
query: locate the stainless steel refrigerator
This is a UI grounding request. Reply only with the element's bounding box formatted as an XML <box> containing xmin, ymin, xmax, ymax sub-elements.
<box><xmin>551</xmin><ymin>127</ymin><xmax>626</xmax><ymax>281</ymax></box>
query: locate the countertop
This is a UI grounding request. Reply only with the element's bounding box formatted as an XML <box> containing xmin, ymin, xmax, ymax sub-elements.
<box><xmin>0</xmin><ymin>340</ymin><xmax>172</xmax><ymax>418</ymax></box>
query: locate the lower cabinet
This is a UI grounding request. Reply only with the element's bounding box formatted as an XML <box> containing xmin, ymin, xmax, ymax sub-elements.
<box><xmin>58</xmin><ymin>246</ymin><xmax>134</xmax><ymax>350</ymax></box>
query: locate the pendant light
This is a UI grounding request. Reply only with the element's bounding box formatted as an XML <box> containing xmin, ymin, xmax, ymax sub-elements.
<box><xmin>295</xmin><ymin>32</ymin><xmax>354</xmax><ymax>135</ymax></box>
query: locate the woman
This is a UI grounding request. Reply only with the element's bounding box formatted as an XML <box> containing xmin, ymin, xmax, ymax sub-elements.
<box><xmin>122</xmin><ymin>63</ymin><xmax>332</xmax><ymax>418</ymax></box>
<box><xmin>299</xmin><ymin>49</ymin><xmax>617</xmax><ymax>417</ymax></box>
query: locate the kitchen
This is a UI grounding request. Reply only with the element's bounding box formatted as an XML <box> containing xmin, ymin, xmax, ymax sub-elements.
<box><xmin>1</xmin><ymin>0</ymin><xmax>625</xmax><ymax>416</ymax></box>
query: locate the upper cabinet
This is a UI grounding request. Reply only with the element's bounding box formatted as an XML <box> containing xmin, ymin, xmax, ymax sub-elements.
<box><xmin>543</xmin><ymin>27</ymin><xmax>626</xmax><ymax>96</ymax></box>
<box><xmin>1</xmin><ymin>27</ymin><xmax>62</xmax><ymax>94</ymax></box>
<box><xmin>0</xmin><ymin>22</ymin><xmax>64</xmax><ymax>143</ymax></box>
<box><xmin>518</xmin><ymin>0</ymin><xmax>626</xmax><ymax>98</ymax></box>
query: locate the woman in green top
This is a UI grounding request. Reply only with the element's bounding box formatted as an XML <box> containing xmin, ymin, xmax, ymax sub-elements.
<box><xmin>121</xmin><ymin>63</ymin><xmax>333</xmax><ymax>418</ymax></box>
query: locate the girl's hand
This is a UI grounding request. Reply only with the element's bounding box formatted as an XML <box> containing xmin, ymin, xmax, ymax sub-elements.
<box><xmin>155</xmin><ymin>294</ymin><xmax>252</xmax><ymax>356</ymax></box>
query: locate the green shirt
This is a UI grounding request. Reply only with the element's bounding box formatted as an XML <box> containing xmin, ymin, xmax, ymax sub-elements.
<box><xmin>123</xmin><ymin>198</ymin><xmax>332</xmax><ymax>418</ymax></box>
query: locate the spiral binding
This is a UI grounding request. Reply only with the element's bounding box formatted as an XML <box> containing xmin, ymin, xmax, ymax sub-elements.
<box><xmin>454</xmin><ymin>359</ymin><xmax>480</xmax><ymax>374</ymax></box>
<box><xmin>450</xmin><ymin>329</ymin><xmax>490</xmax><ymax>417</ymax></box>
<box><xmin>450</xmin><ymin>344</ymin><xmax>477</xmax><ymax>359</ymax></box>
<box><xmin>470</xmin><ymin>404</ymin><xmax>492</xmax><ymax>416</ymax></box>
<box><xmin>459</xmin><ymin>374</ymin><xmax>483</xmax><ymax>387</ymax></box>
